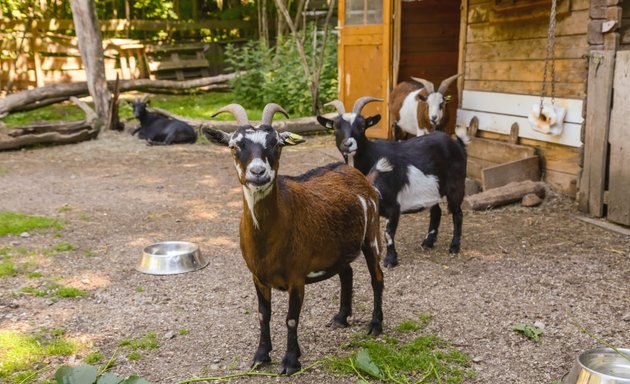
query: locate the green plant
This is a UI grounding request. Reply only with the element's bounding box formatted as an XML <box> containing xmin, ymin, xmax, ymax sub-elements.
<box><xmin>55</xmin><ymin>286</ymin><xmax>88</xmax><ymax>298</ymax></box>
<box><xmin>49</xmin><ymin>241</ymin><xmax>76</xmax><ymax>253</ymax></box>
<box><xmin>224</xmin><ymin>27</ymin><xmax>338</xmax><ymax>117</ymax></box>
<box><xmin>513</xmin><ymin>323</ymin><xmax>544</xmax><ymax>342</ymax></box>
<box><xmin>0</xmin><ymin>257</ymin><xmax>18</xmax><ymax>277</ymax></box>
<box><xmin>127</xmin><ymin>351</ymin><xmax>142</xmax><ymax>361</ymax></box>
<box><xmin>83</xmin><ymin>351</ymin><xmax>104</xmax><ymax>365</ymax></box>
<box><xmin>326</xmin><ymin>318</ymin><xmax>473</xmax><ymax>384</ymax></box>
<box><xmin>178</xmin><ymin>329</ymin><xmax>189</xmax><ymax>335</ymax></box>
<box><xmin>0</xmin><ymin>211</ymin><xmax>62</xmax><ymax>236</ymax></box>
<box><xmin>0</xmin><ymin>329</ymin><xmax>78</xmax><ymax>383</ymax></box>
<box><xmin>119</xmin><ymin>332</ymin><xmax>159</xmax><ymax>351</ymax></box>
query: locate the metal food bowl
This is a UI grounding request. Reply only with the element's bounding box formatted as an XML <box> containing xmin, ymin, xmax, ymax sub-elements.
<box><xmin>563</xmin><ymin>348</ymin><xmax>630</xmax><ymax>384</ymax></box>
<box><xmin>136</xmin><ymin>241</ymin><xmax>208</xmax><ymax>275</ymax></box>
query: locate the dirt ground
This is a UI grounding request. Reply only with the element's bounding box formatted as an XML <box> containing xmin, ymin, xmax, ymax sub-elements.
<box><xmin>0</xmin><ymin>130</ymin><xmax>628</xmax><ymax>384</ymax></box>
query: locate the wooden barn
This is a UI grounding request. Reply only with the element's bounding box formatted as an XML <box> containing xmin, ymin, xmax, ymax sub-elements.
<box><xmin>336</xmin><ymin>0</ymin><xmax>630</xmax><ymax>226</ymax></box>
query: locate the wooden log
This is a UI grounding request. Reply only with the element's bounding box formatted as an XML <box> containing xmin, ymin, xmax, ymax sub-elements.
<box><xmin>149</xmin><ymin>107</ymin><xmax>335</xmax><ymax>134</ymax></box>
<box><xmin>0</xmin><ymin>96</ymin><xmax>98</xmax><ymax>151</ymax></box>
<box><xmin>481</xmin><ymin>155</ymin><xmax>541</xmax><ymax>191</ymax></box>
<box><xmin>0</xmin><ymin>73</ymin><xmax>239</xmax><ymax>115</ymax></box>
<box><xmin>463</xmin><ymin>180</ymin><xmax>546</xmax><ymax>211</ymax></box>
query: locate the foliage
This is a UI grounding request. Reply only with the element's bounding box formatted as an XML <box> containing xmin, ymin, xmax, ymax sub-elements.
<box><xmin>0</xmin><ymin>329</ymin><xmax>77</xmax><ymax>383</ymax></box>
<box><xmin>54</xmin><ymin>364</ymin><xmax>151</xmax><ymax>384</ymax></box>
<box><xmin>0</xmin><ymin>211</ymin><xmax>63</xmax><ymax>237</ymax></box>
<box><xmin>513</xmin><ymin>323</ymin><xmax>544</xmax><ymax>342</ymax></box>
<box><xmin>224</xmin><ymin>27</ymin><xmax>338</xmax><ymax>116</ymax></box>
<box><xmin>325</xmin><ymin>317</ymin><xmax>474</xmax><ymax>383</ymax></box>
<box><xmin>119</xmin><ymin>332</ymin><xmax>159</xmax><ymax>351</ymax></box>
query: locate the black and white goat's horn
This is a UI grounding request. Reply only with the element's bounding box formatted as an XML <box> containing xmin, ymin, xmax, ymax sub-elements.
<box><xmin>352</xmin><ymin>96</ymin><xmax>383</xmax><ymax>115</ymax></box>
<box><xmin>260</xmin><ymin>103</ymin><xmax>289</xmax><ymax>126</ymax></box>
<box><xmin>437</xmin><ymin>74</ymin><xmax>463</xmax><ymax>95</ymax></box>
<box><xmin>325</xmin><ymin>99</ymin><xmax>346</xmax><ymax>115</ymax></box>
<box><xmin>410</xmin><ymin>77</ymin><xmax>435</xmax><ymax>94</ymax></box>
<box><xmin>212</xmin><ymin>103</ymin><xmax>250</xmax><ymax>126</ymax></box>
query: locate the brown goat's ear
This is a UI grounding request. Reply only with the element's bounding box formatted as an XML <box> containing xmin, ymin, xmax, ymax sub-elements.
<box><xmin>417</xmin><ymin>93</ymin><xmax>428</xmax><ymax>102</ymax></box>
<box><xmin>365</xmin><ymin>115</ymin><xmax>381</xmax><ymax>129</ymax></box>
<box><xmin>316</xmin><ymin>116</ymin><xmax>334</xmax><ymax>129</ymax></box>
<box><xmin>202</xmin><ymin>127</ymin><xmax>230</xmax><ymax>146</ymax></box>
<box><xmin>279</xmin><ymin>131</ymin><xmax>305</xmax><ymax>146</ymax></box>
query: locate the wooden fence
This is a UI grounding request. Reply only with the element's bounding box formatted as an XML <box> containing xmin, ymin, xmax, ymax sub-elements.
<box><xmin>0</xmin><ymin>18</ymin><xmax>256</xmax><ymax>92</ymax></box>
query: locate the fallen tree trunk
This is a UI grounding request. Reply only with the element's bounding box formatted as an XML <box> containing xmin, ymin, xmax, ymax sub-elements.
<box><xmin>0</xmin><ymin>97</ymin><xmax>98</xmax><ymax>151</ymax></box>
<box><xmin>0</xmin><ymin>73</ymin><xmax>238</xmax><ymax>115</ymax></box>
<box><xmin>463</xmin><ymin>180</ymin><xmax>546</xmax><ymax>211</ymax></box>
<box><xmin>149</xmin><ymin>107</ymin><xmax>334</xmax><ymax>134</ymax></box>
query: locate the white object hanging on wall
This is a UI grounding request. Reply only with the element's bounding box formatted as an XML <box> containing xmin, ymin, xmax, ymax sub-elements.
<box><xmin>527</xmin><ymin>103</ymin><xmax>566</xmax><ymax>136</ymax></box>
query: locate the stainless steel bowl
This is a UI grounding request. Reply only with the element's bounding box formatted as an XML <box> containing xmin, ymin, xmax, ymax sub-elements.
<box><xmin>564</xmin><ymin>348</ymin><xmax>630</xmax><ymax>384</ymax></box>
<box><xmin>136</xmin><ymin>241</ymin><xmax>208</xmax><ymax>275</ymax></box>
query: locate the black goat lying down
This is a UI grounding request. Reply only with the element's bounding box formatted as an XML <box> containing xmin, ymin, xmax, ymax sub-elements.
<box><xmin>130</xmin><ymin>98</ymin><xmax>197</xmax><ymax>145</ymax></box>
<box><xmin>202</xmin><ymin>103</ymin><xmax>384</xmax><ymax>375</ymax></box>
<box><xmin>317</xmin><ymin>97</ymin><xmax>468</xmax><ymax>268</ymax></box>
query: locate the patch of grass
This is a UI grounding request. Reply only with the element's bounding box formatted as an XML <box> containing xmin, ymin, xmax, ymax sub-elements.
<box><xmin>119</xmin><ymin>332</ymin><xmax>159</xmax><ymax>351</ymax></box>
<box><xmin>83</xmin><ymin>351</ymin><xmax>104</xmax><ymax>365</ymax></box>
<box><xmin>20</xmin><ymin>287</ymin><xmax>47</xmax><ymax>297</ymax></box>
<box><xmin>135</xmin><ymin>286</ymin><xmax>145</xmax><ymax>293</ymax></box>
<box><xmin>55</xmin><ymin>286</ymin><xmax>88</xmax><ymax>298</ymax></box>
<box><xmin>56</xmin><ymin>205</ymin><xmax>72</xmax><ymax>214</ymax></box>
<box><xmin>127</xmin><ymin>351</ymin><xmax>142</xmax><ymax>361</ymax></box>
<box><xmin>2</xmin><ymin>101</ymin><xmax>89</xmax><ymax>128</ymax></box>
<box><xmin>0</xmin><ymin>329</ymin><xmax>78</xmax><ymax>383</ymax></box>
<box><xmin>178</xmin><ymin>329</ymin><xmax>189</xmax><ymax>335</ymax></box>
<box><xmin>27</xmin><ymin>271</ymin><xmax>43</xmax><ymax>278</ymax></box>
<box><xmin>0</xmin><ymin>257</ymin><xmax>18</xmax><ymax>277</ymax></box>
<box><xmin>43</xmin><ymin>241</ymin><xmax>76</xmax><ymax>256</ymax></box>
<box><xmin>84</xmin><ymin>249</ymin><xmax>95</xmax><ymax>257</ymax></box>
<box><xmin>326</xmin><ymin>317</ymin><xmax>474</xmax><ymax>384</ymax></box>
<box><xmin>513</xmin><ymin>323</ymin><xmax>543</xmax><ymax>342</ymax></box>
<box><xmin>0</xmin><ymin>211</ymin><xmax>63</xmax><ymax>237</ymax></box>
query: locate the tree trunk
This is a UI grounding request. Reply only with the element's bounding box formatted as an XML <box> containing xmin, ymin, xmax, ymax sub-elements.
<box><xmin>69</xmin><ymin>0</ymin><xmax>111</xmax><ymax>133</ymax></box>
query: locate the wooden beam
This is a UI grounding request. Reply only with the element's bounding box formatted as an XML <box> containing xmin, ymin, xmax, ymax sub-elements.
<box><xmin>577</xmin><ymin>51</ymin><xmax>615</xmax><ymax>217</ymax></box>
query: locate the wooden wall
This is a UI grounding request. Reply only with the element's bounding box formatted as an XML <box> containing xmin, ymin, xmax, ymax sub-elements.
<box><xmin>620</xmin><ymin>3</ymin><xmax>630</xmax><ymax>49</ymax></box>
<box><xmin>397</xmin><ymin>0</ymin><xmax>460</xmax><ymax>133</ymax></box>
<box><xmin>459</xmin><ymin>0</ymin><xmax>591</xmax><ymax>196</ymax></box>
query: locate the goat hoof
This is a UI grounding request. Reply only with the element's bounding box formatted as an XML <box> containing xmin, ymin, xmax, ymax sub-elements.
<box><xmin>280</xmin><ymin>357</ymin><xmax>301</xmax><ymax>375</ymax></box>
<box><xmin>421</xmin><ymin>239</ymin><xmax>435</xmax><ymax>249</ymax></box>
<box><xmin>367</xmin><ymin>320</ymin><xmax>383</xmax><ymax>336</ymax></box>
<box><xmin>251</xmin><ymin>351</ymin><xmax>271</xmax><ymax>368</ymax></box>
<box><xmin>382</xmin><ymin>256</ymin><xmax>398</xmax><ymax>268</ymax></box>
<box><xmin>448</xmin><ymin>244</ymin><xmax>460</xmax><ymax>254</ymax></box>
<box><xmin>327</xmin><ymin>315</ymin><xmax>350</xmax><ymax>329</ymax></box>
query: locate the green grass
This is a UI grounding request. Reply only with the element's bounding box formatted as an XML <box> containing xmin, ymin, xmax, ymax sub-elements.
<box><xmin>0</xmin><ymin>329</ymin><xmax>78</xmax><ymax>383</ymax></box>
<box><xmin>178</xmin><ymin>329</ymin><xmax>190</xmax><ymax>336</ymax></box>
<box><xmin>50</xmin><ymin>241</ymin><xmax>76</xmax><ymax>253</ymax></box>
<box><xmin>0</xmin><ymin>257</ymin><xmax>18</xmax><ymax>277</ymax></box>
<box><xmin>119</xmin><ymin>332</ymin><xmax>159</xmax><ymax>351</ymax></box>
<box><xmin>2</xmin><ymin>92</ymin><xmax>284</xmax><ymax>129</ymax></box>
<box><xmin>55</xmin><ymin>286</ymin><xmax>88</xmax><ymax>298</ymax></box>
<box><xmin>83</xmin><ymin>351</ymin><xmax>104</xmax><ymax>365</ymax></box>
<box><xmin>127</xmin><ymin>351</ymin><xmax>142</xmax><ymax>361</ymax></box>
<box><xmin>325</xmin><ymin>317</ymin><xmax>474</xmax><ymax>384</ymax></box>
<box><xmin>20</xmin><ymin>283</ymin><xmax>88</xmax><ymax>299</ymax></box>
<box><xmin>0</xmin><ymin>211</ymin><xmax>63</xmax><ymax>237</ymax></box>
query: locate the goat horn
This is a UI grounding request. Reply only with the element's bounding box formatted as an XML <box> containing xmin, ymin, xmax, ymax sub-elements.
<box><xmin>139</xmin><ymin>94</ymin><xmax>149</xmax><ymax>103</ymax></box>
<box><xmin>352</xmin><ymin>96</ymin><xmax>383</xmax><ymax>115</ymax></box>
<box><xmin>410</xmin><ymin>77</ymin><xmax>435</xmax><ymax>94</ymax></box>
<box><xmin>437</xmin><ymin>74</ymin><xmax>463</xmax><ymax>95</ymax></box>
<box><xmin>260</xmin><ymin>103</ymin><xmax>289</xmax><ymax>126</ymax></box>
<box><xmin>325</xmin><ymin>99</ymin><xmax>346</xmax><ymax>115</ymax></box>
<box><xmin>211</xmin><ymin>104</ymin><xmax>250</xmax><ymax>126</ymax></box>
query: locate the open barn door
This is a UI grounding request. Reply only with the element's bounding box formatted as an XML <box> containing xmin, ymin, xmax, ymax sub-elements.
<box><xmin>338</xmin><ymin>0</ymin><xmax>392</xmax><ymax>139</ymax></box>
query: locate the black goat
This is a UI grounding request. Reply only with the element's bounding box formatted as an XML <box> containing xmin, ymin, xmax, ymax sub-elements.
<box><xmin>130</xmin><ymin>98</ymin><xmax>197</xmax><ymax>145</ymax></box>
<box><xmin>317</xmin><ymin>97</ymin><xmax>468</xmax><ymax>268</ymax></box>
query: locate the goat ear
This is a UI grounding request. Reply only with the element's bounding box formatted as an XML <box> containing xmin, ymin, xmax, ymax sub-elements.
<box><xmin>279</xmin><ymin>131</ymin><xmax>305</xmax><ymax>146</ymax></box>
<box><xmin>145</xmin><ymin>99</ymin><xmax>151</xmax><ymax>105</ymax></box>
<box><xmin>316</xmin><ymin>115</ymin><xmax>334</xmax><ymax>129</ymax></box>
<box><xmin>444</xmin><ymin>95</ymin><xmax>453</xmax><ymax>102</ymax></box>
<box><xmin>364</xmin><ymin>115</ymin><xmax>381</xmax><ymax>129</ymax></box>
<box><xmin>417</xmin><ymin>93</ymin><xmax>428</xmax><ymax>102</ymax></box>
<box><xmin>202</xmin><ymin>127</ymin><xmax>231</xmax><ymax>146</ymax></box>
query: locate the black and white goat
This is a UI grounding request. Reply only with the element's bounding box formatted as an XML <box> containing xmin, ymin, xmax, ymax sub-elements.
<box><xmin>390</xmin><ymin>74</ymin><xmax>461</xmax><ymax>138</ymax></box>
<box><xmin>202</xmin><ymin>103</ymin><xmax>384</xmax><ymax>375</ymax></box>
<box><xmin>317</xmin><ymin>97</ymin><xmax>468</xmax><ymax>268</ymax></box>
<box><xmin>130</xmin><ymin>97</ymin><xmax>197</xmax><ymax>145</ymax></box>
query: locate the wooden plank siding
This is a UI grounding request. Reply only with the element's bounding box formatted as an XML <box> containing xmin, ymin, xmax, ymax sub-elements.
<box><xmin>620</xmin><ymin>3</ymin><xmax>630</xmax><ymax>49</ymax></box>
<box><xmin>459</xmin><ymin>0</ymin><xmax>591</xmax><ymax>196</ymax></box>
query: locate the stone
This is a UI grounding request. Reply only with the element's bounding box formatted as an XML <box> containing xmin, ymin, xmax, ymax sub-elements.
<box><xmin>521</xmin><ymin>193</ymin><xmax>543</xmax><ymax>207</ymax></box>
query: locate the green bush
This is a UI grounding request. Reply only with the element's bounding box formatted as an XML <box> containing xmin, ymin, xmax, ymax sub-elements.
<box><xmin>225</xmin><ymin>27</ymin><xmax>338</xmax><ymax>117</ymax></box>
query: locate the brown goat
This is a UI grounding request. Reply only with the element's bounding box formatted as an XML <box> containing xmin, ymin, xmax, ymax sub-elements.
<box><xmin>202</xmin><ymin>103</ymin><xmax>384</xmax><ymax>375</ymax></box>
<box><xmin>389</xmin><ymin>74</ymin><xmax>462</xmax><ymax>139</ymax></box>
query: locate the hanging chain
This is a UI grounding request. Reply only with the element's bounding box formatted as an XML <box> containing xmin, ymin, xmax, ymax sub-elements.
<box><xmin>540</xmin><ymin>0</ymin><xmax>557</xmax><ymax>112</ymax></box>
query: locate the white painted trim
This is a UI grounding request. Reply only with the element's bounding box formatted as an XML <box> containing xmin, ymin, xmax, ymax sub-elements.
<box><xmin>457</xmin><ymin>90</ymin><xmax>584</xmax><ymax>147</ymax></box>
<box><xmin>456</xmin><ymin>109</ymin><xmax>582</xmax><ymax>147</ymax></box>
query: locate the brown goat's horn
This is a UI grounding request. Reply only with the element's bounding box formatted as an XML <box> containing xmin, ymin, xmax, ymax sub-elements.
<box><xmin>410</xmin><ymin>77</ymin><xmax>435</xmax><ymax>94</ymax></box>
<box><xmin>437</xmin><ymin>74</ymin><xmax>463</xmax><ymax>95</ymax></box>
<box><xmin>260</xmin><ymin>103</ymin><xmax>289</xmax><ymax>126</ymax></box>
<box><xmin>352</xmin><ymin>96</ymin><xmax>383</xmax><ymax>115</ymax></box>
<box><xmin>325</xmin><ymin>99</ymin><xmax>346</xmax><ymax>115</ymax></box>
<box><xmin>211</xmin><ymin>104</ymin><xmax>249</xmax><ymax>126</ymax></box>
